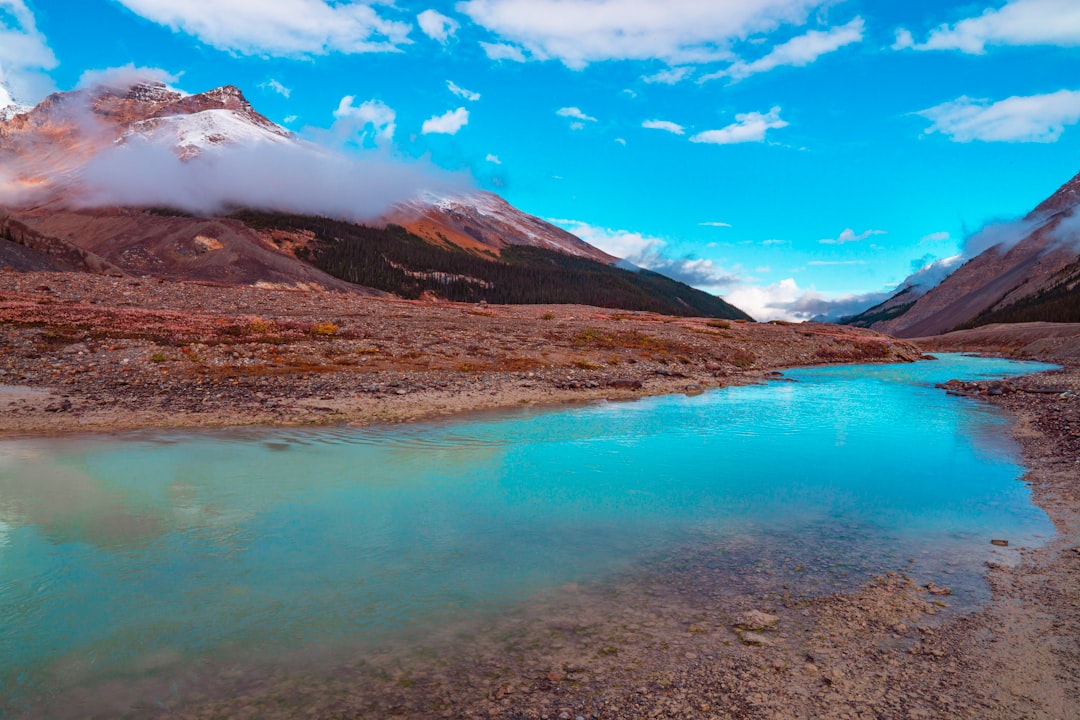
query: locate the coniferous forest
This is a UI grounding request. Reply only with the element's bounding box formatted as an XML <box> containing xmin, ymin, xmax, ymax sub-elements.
<box><xmin>234</xmin><ymin>211</ymin><xmax>753</xmax><ymax>320</ymax></box>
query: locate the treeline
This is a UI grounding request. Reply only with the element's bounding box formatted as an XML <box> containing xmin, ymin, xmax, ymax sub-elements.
<box><xmin>233</xmin><ymin>211</ymin><xmax>752</xmax><ymax>319</ymax></box>
<box><xmin>962</xmin><ymin>260</ymin><xmax>1080</xmax><ymax>327</ymax></box>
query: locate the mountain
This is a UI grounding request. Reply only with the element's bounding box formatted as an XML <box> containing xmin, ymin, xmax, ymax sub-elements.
<box><xmin>389</xmin><ymin>191</ymin><xmax>617</xmax><ymax>265</ymax></box>
<box><xmin>0</xmin><ymin>81</ymin><xmax>31</xmax><ymax>122</ymax></box>
<box><xmin>0</xmin><ymin>80</ymin><xmax>750</xmax><ymax>318</ymax></box>
<box><xmin>842</xmin><ymin>170</ymin><xmax>1080</xmax><ymax>337</ymax></box>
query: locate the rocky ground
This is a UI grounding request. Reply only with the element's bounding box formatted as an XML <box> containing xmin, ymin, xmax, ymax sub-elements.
<box><xmin>0</xmin><ymin>269</ymin><xmax>919</xmax><ymax>436</ymax></box>
<box><xmin>4</xmin><ymin>271</ymin><xmax>1078</xmax><ymax>719</ymax></box>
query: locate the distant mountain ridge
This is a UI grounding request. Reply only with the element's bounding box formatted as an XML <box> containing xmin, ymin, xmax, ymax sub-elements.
<box><xmin>842</xmin><ymin>170</ymin><xmax>1080</xmax><ymax>336</ymax></box>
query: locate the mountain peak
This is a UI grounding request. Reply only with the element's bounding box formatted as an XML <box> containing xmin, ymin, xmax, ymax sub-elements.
<box><xmin>122</xmin><ymin>80</ymin><xmax>185</xmax><ymax>105</ymax></box>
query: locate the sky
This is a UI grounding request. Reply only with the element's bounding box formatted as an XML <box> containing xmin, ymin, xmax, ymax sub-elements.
<box><xmin>2</xmin><ymin>0</ymin><xmax>1080</xmax><ymax>320</ymax></box>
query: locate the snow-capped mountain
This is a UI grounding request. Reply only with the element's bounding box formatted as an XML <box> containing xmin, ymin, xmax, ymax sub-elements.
<box><xmin>0</xmin><ymin>80</ymin><xmax>610</xmax><ymax>263</ymax></box>
<box><xmin>0</xmin><ymin>81</ymin><xmax>31</xmax><ymax>122</ymax></box>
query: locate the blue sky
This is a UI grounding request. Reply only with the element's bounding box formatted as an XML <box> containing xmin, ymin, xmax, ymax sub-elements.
<box><xmin>2</xmin><ymin>0</ymin><xmax>1080</xmax><ymax>319</ymax></box>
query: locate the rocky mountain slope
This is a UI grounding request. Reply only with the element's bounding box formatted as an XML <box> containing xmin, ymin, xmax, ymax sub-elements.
<box><xmin>843</xmin><ymin>170</ymin><xmax>1080</xmax><ymax>337</ymax></box>
<box><xmin>0</xmin><ymin>80</ymin><xmax>748</xmax><ymax>318</ymax></box>
<box><xmin>389</xmin><ymin>192</ymin><xmax>617</xmax><ymax>265</ymax></box>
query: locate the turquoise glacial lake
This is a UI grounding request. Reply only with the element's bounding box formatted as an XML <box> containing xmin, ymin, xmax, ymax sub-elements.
<box><xmin>0</xmin><ymin>354</ymin><xmax>1059</xmax><ymax>716</ymax></box>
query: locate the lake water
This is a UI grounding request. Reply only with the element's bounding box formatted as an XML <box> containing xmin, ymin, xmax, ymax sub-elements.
<box><xmin>0</xmin><ymin>354</ymin><xmax>1059</xmax><ymax>717</ymax></box>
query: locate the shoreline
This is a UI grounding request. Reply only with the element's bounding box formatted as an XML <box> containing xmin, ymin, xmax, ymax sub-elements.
<box><xmin>3</xmin><ymin>269</ymin><xmax>1079</xmax><ymax>716</ymax></box>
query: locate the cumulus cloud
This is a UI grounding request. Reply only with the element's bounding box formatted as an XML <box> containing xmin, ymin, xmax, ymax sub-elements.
<box><xmin>819</xmin><ymin>227</ymin><xmax>887</xmax><ymax>244</ymax></box>
<box><xmin>485</xmin><ymin>153</ymin><xmax>501</xmax><ymax>164</ymax></box>
<box><xmin>459</xmin><ymin>0</ymin><xmax>825</xmax><ymax>68</ymax></box>
<box><xmin>112</xmin><ymin>0</ymin><xmax>412</xmax><ymax>56</ymax></box>
<box><xmin>917</xmin><ymin>90</ymin><xmax>1080</xmax><ymax>143</ymax></box>
<box><xmin>551</xmin><ymin>219</ymin><xmax>741</xmax><ymax>290</ymax></box>
<box><xmin>447</xmin><ymin>80</ymin><xmax>480</xmax><ymax>101</ymax></box>
<box><xmin>333</xmin><ymin>96</ymin><xmax>396</xmax><ymax>143</ymax></box>
<box><xmin>642</xmin><ymin>66</ymin><xmax>692</xmax><ymax>84</ymax></box>
<box><xmin>0</xmin><ymin>0</ymin><xmax>59</xmax><ymax>102</ymax></box>
<box><xmin>557</xmin><ymin>106</ymin><xmax>597</xmax><ymax>122</ymax></box>
<box><xmin>480</xmin><ymin>41</ymin><xmax>527</xmax><ymax>62</ymax></box>
<box><xmin>728</xmin><ymin>279</ymin><xmax>895</xmax><ymax>322</ymax></box>
<box><xmin>642</xmin><ymin>119</ymin><xmax>685</xmax><ymax>135</ymax></box>
<box><xmin>690</xmin><ymin>107</ymin><xmax>788</xmax><ymax>144</ymax></box>
<box><xmin>895</xmin><ymin>0</ymin><xmax>1080</xmax><ymax>54</ymax></box>
<box><xmin>260</xmin><ymin>78</ymin><xmax>291</xmax><ymax>98</ymax></box>
<box><xmin>700</xmin><ymin>17</ymin><xmax>864</xmax><ymax>83</ymax></box>
<box><xmin>422</xmin><ymin>106</ymin><xmax>469</xmax><ymax>135</ymax></box>
<box><xmin>417</xmin><ymin>9</ymin><xmax>459</xmax><ymax>44</ymax></box>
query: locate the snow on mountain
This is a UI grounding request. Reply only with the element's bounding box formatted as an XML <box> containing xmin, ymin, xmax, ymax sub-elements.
<box><xmin>123</xmin><ymin>108</ymin><xmax>292</xmax><ymax>158</ymax></box>
<box><xmin>0</xmin><ymin>82</ymin><xmax>31</xmax><ymax>122</ymax></box>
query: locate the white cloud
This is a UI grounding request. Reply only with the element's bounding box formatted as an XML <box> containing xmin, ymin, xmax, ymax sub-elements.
<box><xmin>896</xmin><ymin>0</ymin><xmax>1080</xmax><ymax>54</ymax></box>
<box><xmin>0</xmin><ymin>0</ymin><xmax>58</xmax><ymax>102</ymax></box>
<box><xmin>615</xmin><ymin>137</ymin><xmax>627</xmax><ymax>146</ymax></box>
<box><xmin>480</xmin><ymin>41</ymin><xmax>527</xmax><ymax>62</ymax></box>
<box><xmin>283</xmin><ymin>114</ymin><xmax>299</xmax><ymax>124</ymax></box>
<box><xmin>260</xmin><ymin>78</ymin><xmax>291</xmax><ymax>98</ymax></box>
<box><xmin>459</xmin><ymin>0</ymin><xmax>825</xmax><ymax>68</ymax></box>
<box><xmin>819</xmin><ymin>227</ymin><xmax>887</xmax><ymax>244</ymax></box>
<box><xmin>762</xmin><ymin>238</ymin><xmax>787</xmax><ymax>246</ymax></box>
<box><xmin>447</xmin><ymin>80</ymin><xmax>480</xmax><ymax>101</ymax></box>
<box><xmin>552</xmin><ymin>218</ymin><xmax>741</xmax><ymax>289</ymax></box>
<box><xmin>569</xmin><ymin>121</ymin><xmax>585</xmax><ymax>131</ymax></box>
<box><xmin>892</xmin><ymin>28</ymin><xmax>915</xmax><ymax>51</ymax></box>
<box><xmin>557</xmin><ymin>106</ymin><xmax>598</xmax><ymax>122</ymax></box>
<box><xmin>77</xmin><ymin>64</ymin><xmax>182</xmax><ymax>91</ymax></box>
<box><xmin>699</xmin><ymin>17</ymin><xmax>864</xmax><ymax>83</ymax></box>
<box><xmin>724</xmin><ymin>278</ymin><xmax>825</xmax><ymax>321</ymax></box>
<box><xmin>690</xmin><ymin>106</ymin><xmax>788</xmax><ymax>144</ymax></box>
<box><xmin>112</xmin><ymin>0</ymin><xmax>411</xmax><ymax>56</ymax></box>
<box><xmin>485</xmin><ymin>153</ymin><xmax>501</xmax><ymax>164</ymax></box>
<box><xmin>920</xmin><ymin>231</ymin><xmax>950</xmax><ymax>243</ymax></box>
<box><xmin>699</xmin><ymin>221</ymin><xmax>733</xmax><ymax>228</ymax></box>
<box><xmin>807</xmin><ymin>260</ymin><xmax>867</xmax><ymax>266</ymax></box>
<box><xmin>642</xmin><ymin>66</ymin><xmax>692</xmax><ymax>84</ymax></box>
<box><xmin>422</xmin><ymin>106</ymin><xmax>469</xmax><ymax>135</ymax></box>
<box><xmin>333</xmin><ymin>96</ymin><xmax>396</xmax><ymax>142</ymax></box>
<box><xmin>417</xmin><ymin>9</ymin><xmax>459</xmax><ymax>44</ymax></box>
<box><xmin>642</xmin><ymin>119</ymin><xmax>685</xmax><ymax>135</ymax></box>
<box><xmin>918</xmin><ymin>90</ymin><xmax>1080</xmax><ymax>143</ymax></box>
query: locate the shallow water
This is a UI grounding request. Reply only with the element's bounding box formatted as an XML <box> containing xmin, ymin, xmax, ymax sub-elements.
<box><xmin>0</xmin><ymin>354</ymin><xmax>1058</xmax><ymax>716</ymax></box>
